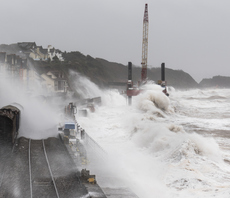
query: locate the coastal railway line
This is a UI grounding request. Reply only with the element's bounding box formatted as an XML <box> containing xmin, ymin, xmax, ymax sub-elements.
<box><xmin>0</xmin><ymin>139</ymin><xmax>12</xmax><ymax>194</ymax></box>
<box><xmin>29</xmin><ymin>139</ymin><xmax>60</xmax><ymax>198</ymax></box>
<box><xmin>0</xmin><ymin>137</ymin><xmax>89</xmax><ymax>198</ymax></box>
<box><xmin>0</xmin><ymin>102</ymin><xmax>137</xmax><ymax>197</ymax></box>
<box><xmin>0</xmin><ymin>137</ymin><xmax>31</xmax><ymax>197</ymax></box>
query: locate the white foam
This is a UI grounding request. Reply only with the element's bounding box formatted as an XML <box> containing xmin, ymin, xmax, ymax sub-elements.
<box><xmin>0</xmin><ymin>66</ymin><xmax>61</xmax><ymax>139</ymax></box>
<box><xmin>77</xmin><ymin>84</ymin><xmax>230</xmax><ymax>198</ymax></box>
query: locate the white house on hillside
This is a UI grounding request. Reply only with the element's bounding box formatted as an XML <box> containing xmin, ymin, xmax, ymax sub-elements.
<box><xmin>18</xmin><ymin>42</ymin><xmax>64</xmax><ymax>62</ymax></box>
<box><xmin>47</xmin><ymin>45</ymin><xmax>64</xmax><ymax>61</ymax></box>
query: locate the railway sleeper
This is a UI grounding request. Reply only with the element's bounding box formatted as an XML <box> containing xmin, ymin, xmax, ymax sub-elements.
<box><xmin>33</xmin><ymin>178</ymin><xmax>53</xmax><ymax>186</ymax></box>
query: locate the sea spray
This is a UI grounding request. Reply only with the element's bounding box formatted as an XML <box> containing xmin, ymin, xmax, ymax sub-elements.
<box><xmin>77</xmin><ymin>80</ymin><xmax>230</xmax><ymax>198</ymax></box>
<box><xmin>0</xmin><ymin>66</ymin><xmax>61</xmax><ymax>139</ymax></box>
<box><xmin>69</xmin><ymin>70</ymin><xmax>104</xmax><ymax>98</ymax></box>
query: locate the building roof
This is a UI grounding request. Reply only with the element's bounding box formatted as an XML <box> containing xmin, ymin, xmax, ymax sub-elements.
<box><xmin>18</xmin><ymin>42</ymin><xmax>37</xmax><ymax>50</ymax></box>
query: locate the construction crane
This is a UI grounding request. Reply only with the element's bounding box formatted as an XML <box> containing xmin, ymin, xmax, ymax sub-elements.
<box><xmin>141</xmin><ymin>3</ymin><xmax>149</xmax><ymax>82</ymax></box>
<box><xmin>126</xmin><ymin>3</ymin><xmax>168</xmax><ymax>104</ymax></box>
<box><xmin>126</xmin><ymin>4</ymin><xmax>149</xmax><ymax>105</ymax></box>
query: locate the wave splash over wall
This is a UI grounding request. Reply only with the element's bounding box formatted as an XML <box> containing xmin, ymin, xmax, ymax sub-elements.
<box><xmin>78</xmin><ymin>81</ymin><xmax>230</xmax><ymax>198</ymax></box>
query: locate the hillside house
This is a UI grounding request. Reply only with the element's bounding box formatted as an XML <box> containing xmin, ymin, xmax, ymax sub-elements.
<box><xmin>29</xmin><ymin>46</ymin><xmax>48</xmax><ymax>61</ymax></box>
<box><xmin>17</xmin><ymin>42</ymin><xmax>64</xmax><ymax>61</ymax></box>
<box><xmin>41</xmin><ymin>71</ymin><xmax>68</xmax><ymax>93</ymax></box>
<box><xmin>18</xmin><ymin>42</ymin><xmax>37</xmax><ymax>50</ymax></box>
<box><xmin>6</xmin><ymin>54</ymin><xmax>16</xmax><ymax>65</ymax></box>
<box><xmin>0</xmin><ymin>52</ymin><xmax>7</xmax><ymax>75</ymax></box>
<box><xmin>18</xmin><ymin>42</ymin><xmax>37</xmax><ymax>57</ymax></box>
<box><xmin>0</xmin><ymin>52</ymin><xmax>7</xmax><ymax>63</ymax></box>
<box><xmin>47</xmin><ymin>45</ymin><xmax>64</xmax><ymax>61</ymax></box>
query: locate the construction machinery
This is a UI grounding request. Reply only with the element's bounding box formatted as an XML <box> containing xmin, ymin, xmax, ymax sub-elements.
<box><xmin>126</xmin><ymin>4</ymin><xmax>149</xmax><ymax>105</ymax></box>
<box><xmin>126</xmin><ymin>4</ymin><xmax>169</xmax><ymax>105</ymax></box>
<box><xmin>141</xmin><ymin>3</ymin><xmax>149</xmax><ymax>82</ymax></box>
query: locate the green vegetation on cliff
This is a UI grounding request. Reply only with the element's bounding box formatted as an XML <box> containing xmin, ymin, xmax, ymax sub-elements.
<box><xmin>32</xmin><ymin>51</ymin><xmax>199</xmax><ymax>89</ymax></box>
<box><xmin>200</xmin><ymin>76</ymin><xmax>230</xmax><ymax>88</ymax></box>
<box><xmin>0</xmin><ymin>43</ymin><xmax>200</xmax><ymax>89</ymax></box>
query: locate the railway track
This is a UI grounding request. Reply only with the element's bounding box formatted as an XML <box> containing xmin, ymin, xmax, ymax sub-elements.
<box><xmin>0</xmin><ymin>138</ymin><xmax>28</xmax><ymax>198</ymax></box>
<box><xmin>29</xmin><ymin>139</ymin><xmax>60</xmax><ymax>198</ymax></box>
<box><xmin>0</xmin><ymin>137</ymin><xmax>91</xmax><ymax>197</ymax></box>
<box><xmin>0</xmin><ymin>139</ymin><xmax>11</xmax><ymax>193</ymax></box>
<box><xmin>29</xmin><ymin>138</ymin><xmax>88</xmax><ymax>198</ymax></box>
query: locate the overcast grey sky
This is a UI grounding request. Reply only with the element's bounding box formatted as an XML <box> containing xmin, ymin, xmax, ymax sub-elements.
<box><xmin>0</xmin><ymin>0</ymin><xmax>230</xmax><ymax>82</ymax></box>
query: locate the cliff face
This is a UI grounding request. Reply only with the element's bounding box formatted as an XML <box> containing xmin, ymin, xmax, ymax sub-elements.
<box><xmin>199</xmin><ymin>76</ymin><xmax>230</xmax><ymax>88</ymax></box>
<box><xmin>96</xmin><ymin>58</ymin><xmax>199</xmax><ymax>89</ymax></box>
<box><xmin>148</xmin><ymin>68</ymin><xmax>199</xmax><ymax>89</ymax></box>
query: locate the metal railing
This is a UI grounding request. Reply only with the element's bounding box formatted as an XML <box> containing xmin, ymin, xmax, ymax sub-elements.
<box><xmin>78</xmin><ymin>125</ymin><xmax>107</xmax><ymax>163</ymax></box>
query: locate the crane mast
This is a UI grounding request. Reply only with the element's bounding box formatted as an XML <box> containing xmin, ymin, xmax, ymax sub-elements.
<box><xmin>141</xmin><ymin>3</ymin><xmax>149</xmax><ymax>82</ymax></box>
<box><xmin>126</xmin><ymin>4</ymin><xmax>168</xmax><ymax>104</ymax></box>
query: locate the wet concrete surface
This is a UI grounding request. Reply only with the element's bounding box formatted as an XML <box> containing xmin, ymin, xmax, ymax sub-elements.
<box><xmin>102</xmin><ymin>188</ymin><xmax>139</xmax><ymax>198</ymax></box>
<box><xmin>0</xmin><ymin>134</ymin><xmax>140</xmax><ymax>198</ymax></box>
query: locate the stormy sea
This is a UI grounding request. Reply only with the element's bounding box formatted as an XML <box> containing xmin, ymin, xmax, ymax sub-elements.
<box><xmin>1</xmin><ymin>70</ymin><xmax>230</xmax><ymax>198</ymax></box>
<box><xmin>76</xmin><ymin>80</ymin><xmax>230</xmax><ymax>198</ymax></box>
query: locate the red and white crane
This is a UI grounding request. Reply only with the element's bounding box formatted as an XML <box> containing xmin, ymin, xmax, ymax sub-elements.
<box><xmin>141</xmin><ymin>3</ymin><xmax>149</xmax><ymax>82</ymax></box>
<box><xmin>126</xmin><ymin>4</ymin><xmax>149</xmax><ymax>104</ymax></box>
<box><xmin>126</xmin><ymin>3</ymin><xmax>168</xmax><ymax>104</ymax></box>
